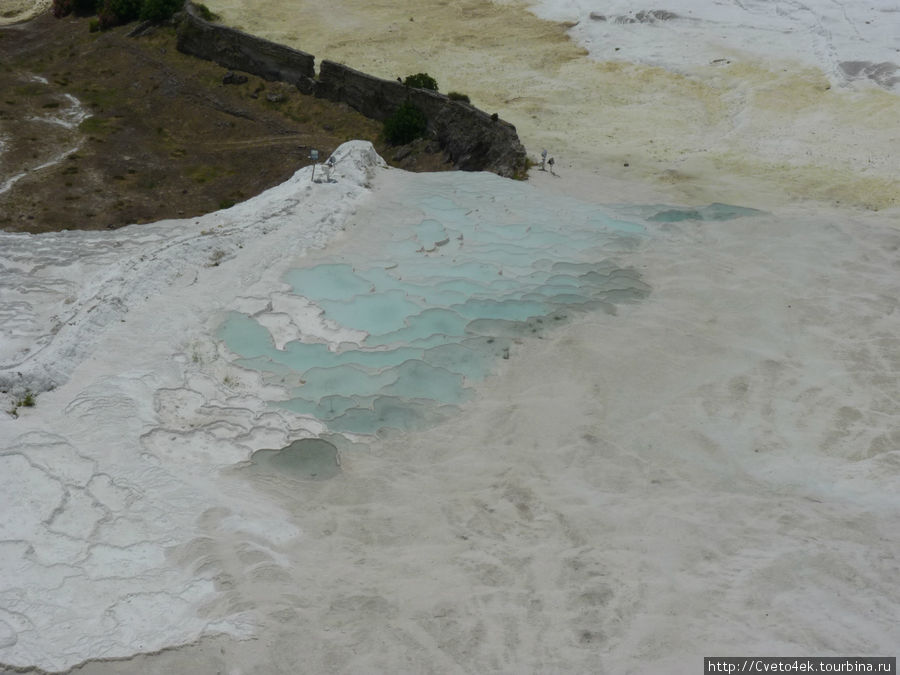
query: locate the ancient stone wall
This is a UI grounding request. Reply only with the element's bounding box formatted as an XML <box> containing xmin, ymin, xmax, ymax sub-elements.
<box><xmin>176</xmin><ymin>3</ymin><xmax>527</xmax><ymax>176</ymax></box>
<box><xmin>177</xmin><ymin>4</ymin><xmax>316</xmax><ymax>93</ymax></box>
<box><xmin>315</xmin><ymin>60</ymin><xmax>526</xmax><ymax>175</ymax></box>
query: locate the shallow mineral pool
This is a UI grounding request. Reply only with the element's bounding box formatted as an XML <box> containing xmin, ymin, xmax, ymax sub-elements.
<box><xmin>248</xmin><ymin>438</ymin><xmax>341</xmax><ymax>480</ymax></box>
<box><xmin>218</xmin><ymin>171</ymin><xmax>761</xmax><ymax>437</ymax></box>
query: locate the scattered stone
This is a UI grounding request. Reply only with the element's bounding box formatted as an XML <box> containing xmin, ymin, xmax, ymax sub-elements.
<box><xmin>615</xmin><ymin>9</ymin><xmax>679</xmax><ymax>24</ymax></box>
<box><xmin>393</xmin><ymin>145</ymin><xmax>413</xmax><ymax>161</ymax></box>
<box><xmin>266</xmin><ymin>92</ymin><xmax>286</xmax><ymax>103</ymax></box>
<box><xmin>646</xmin><ymin>9</ymin><xmax>678</xmax><ymax>21</ymax></box>
<box><xmin>589</xmin><ymin>12</ymin><xmax>607</xmax><ymax>21</ymax></box>
<box><xmin>839</xmin><ymin>60</ymin><xmax>900</xmax><ymax>89</ymax></box>
<box><xmin>222</xmin><ymin>71</ymin><xmax>248</xmax><ymax>85</ymax></box>
<box><xmin>127</xmin><ymin>20</ymin><xmax>155</xmax><ymax>38</ymax></box>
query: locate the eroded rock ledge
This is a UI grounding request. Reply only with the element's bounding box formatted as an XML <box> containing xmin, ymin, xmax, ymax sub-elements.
<box><xmin>175</xmin><ymin>1</ymin><xmax>528</xmax><ymax>177</ymax></box>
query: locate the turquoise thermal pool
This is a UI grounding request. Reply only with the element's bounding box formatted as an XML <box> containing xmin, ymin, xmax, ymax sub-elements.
<box><xmin>218</xmin><ymin>172</ymin><xmax>760</xmax><ymax>436</ymax></box>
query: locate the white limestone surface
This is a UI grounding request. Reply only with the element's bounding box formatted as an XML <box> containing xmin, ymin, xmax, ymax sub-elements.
<box><xmin>0</xmin><ymin>142</ymin><xmax>384</xmax><ymax>672</ymax></box>
<box><xmin>2</xmin><ymin>0</ymin><xmax>900</xmax><ymax>670</ymax></box>
<box><xmin>2</xmin><ymin>139</ymin><xmax>900</xmax><ymax>674</ymax></box>
<box><xmin>529</xmin><ymin>0</ymin><xmax>900</xmax><ymax>90</ymax></box>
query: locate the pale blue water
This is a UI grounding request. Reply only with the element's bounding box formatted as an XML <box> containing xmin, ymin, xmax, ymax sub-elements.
<box><xmin>219</xmin><ymin>172</ymin><xmax>761</xmax><ymax>436</ymax></box>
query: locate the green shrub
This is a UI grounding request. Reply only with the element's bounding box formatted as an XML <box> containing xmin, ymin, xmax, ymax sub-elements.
<box><xmin>52</xmin><ymin>0</ymin><xmax>73</xmax><ymax>17</ymax></box>
<box><xmin>93</xmin><ymin>0</ymin><xmax>139</xmax><ymax>28</ymax></box>
<box><xmin>55</xmin><ymin>0</ymin><xmax>182</xmax><ymax>24</ymax></box>
<box><xmin>513</xmin><ymin>157</ymin><xmax>533</xmax><ymax>181</ymax></box>
<box><xmin>96</xmin><ymin>3</ymin><xmax>118</xmax><ymax>28</ymax></box>
<box><xmin>140</xmin><ymin>0</ymin><xmax>182</xmax><ymax>20</ymax></box>
<box><xmin>383</xmin><ymin>101</ymin><xmax>427</xmax><ymax>145</ymax></box>
<box><xmin>140</xmin><ymin>0</ymin><xmax>183</xmax><ymax>21</ymax></box>
<box><xmin>100</xmin><ymin>0</ymin><xmax>141</xmax><ymax>23</ymax></box>
<box><xmin>193</xmin><ymin>2</ymin><xmax>218</xmax><ymax>20</ymax></box>
<box><xmin>53</xmin><ymin>0</ymin><xmax>97</xmax><ymax>17</ymax></box>
<box><xmin>447</xmin><ymin>91</ymin><xmax>470</xmax><ymax>103</ymax></box>
<box><xmin>403</xmin><ymin>73</ymin><xmax>438</xmax><ymax>91</ymax></box>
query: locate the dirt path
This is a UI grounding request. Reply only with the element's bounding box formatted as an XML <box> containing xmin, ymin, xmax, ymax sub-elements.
<box><xmin>0</xmin><ymin>12</ymin><xmax>450</xmax><ymax>233</ymax></box>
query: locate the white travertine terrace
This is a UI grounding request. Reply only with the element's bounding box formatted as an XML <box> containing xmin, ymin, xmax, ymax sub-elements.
<box><xmin>2</xmin><ymin>0</ymin><xmax>900</xmax><ymax>669</ymax></box>
<box><xmin>530</xmin><ymin>0</ymin><xmax>900</xmax><ymax>90</ymax></box>
<box><xmin>3</xmin><ymin>137</ymin><xmax>900</xmax><ymax>672</ymax></box>
<box><xmin>0</xmin><ymin>143</ymin><xmax>383</xmax><ymax>671</ymax></box>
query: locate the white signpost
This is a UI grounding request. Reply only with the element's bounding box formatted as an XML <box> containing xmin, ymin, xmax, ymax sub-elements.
<box><xmin>309</xmin><ymin>149</ymin><xmax>319</xmax><ymax>182</ymax></box>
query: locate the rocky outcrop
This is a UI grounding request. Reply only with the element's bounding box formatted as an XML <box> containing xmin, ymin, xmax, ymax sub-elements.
<box><xmin>176</xmin><ymin>2</ymin><xmax>527</xmax><ymax>177</ymax></box>
<box><xmin>315</xmin><ymin>60</ymin><xmax>526</xmax><ymax>177</ymax></box>
<box><xmin>176</xmin><ymin>4</ymin><xmax>316</xmax><ymax>93</ymax></box>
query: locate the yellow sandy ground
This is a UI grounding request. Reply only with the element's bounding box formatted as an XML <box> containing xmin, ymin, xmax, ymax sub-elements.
<box><xmin>207</xmin><ymin>0</ymin><xmax>899</xmax><ymax>211</ymax></box>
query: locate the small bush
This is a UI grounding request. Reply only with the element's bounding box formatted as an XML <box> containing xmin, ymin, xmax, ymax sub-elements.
<box><xmin>108</xmin><ymin>0</ymin><xmax>142</xmax><ymax>20</ymax></box>
<box><xmin>513</xmin><ymin>157</ymin><xmax>533</xmax><ymax>181</ymax></box>
<box><xmin>10</xmin><ymin>391</ymin><xmax>36</xmax><ymax>415</ymax></box>
<box><xmin>97</xmin><ymin>4</ymin><xmax>116</xmax><ymax>28</ymax></box>
<box><xmin>383</xmin><ymin>101</ymin><xmax>427</xmax><ymax>145</ymax></box>
<box><xmin>99</xmin><ymin>0</ymin><xmax>141</xmax><ymax>28</ymax></box>
<box><xmin>54</xmin><ymin>0</ymin><xmax>181</xmax><ymax>24</ymax></box>
<box><xmin>447</xmin><ymin>91</ymin><xmax>470</xmax><ymax>103</ymax></box>
<box><xmin>140</xmin><ymin>0</ymin><xmax>182</xmax><ymax>21</ymax></box>
<box><xmin>94</xmin><ymin>0</ymin><xmax>140</xmax><ymax>27</ymax></box>
<box><xmin>79</xmin><ymin>117</ymin><xmax>111</xmax><ymax>134</ymax></box>
<box><xmin>52</xmin><ymin>0</ymin><xmax>72</xmax><ymax>17</ymax></box>
<box><xmin>194</xmin><ymin>2</ymin><xmax>218</xmax><ymax>20</ymax></box>
<box><xmin>53</xmin><ymin>0</ymin><xmax>97</xmax><ymax>17</ymax></box>
<box><xmin>403</xmin><ymin>73</ymin><xmax>438</xmax><ymax>91</ymax></box>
